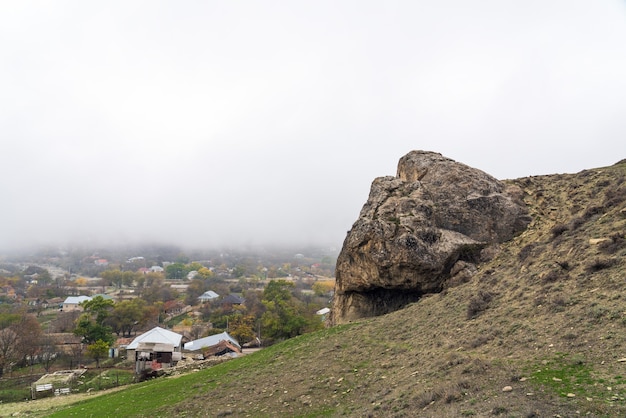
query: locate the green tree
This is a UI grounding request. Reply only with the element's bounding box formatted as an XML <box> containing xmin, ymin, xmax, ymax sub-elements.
<box><xmin>74</xmin><ymin>314</ymin><xmax>114</xmax><ymax>346</ymax></box>
<box><xmin>86</xmin><ymin>339</ymin><xmax>110</xmax><ymax>368</ymax></box>
<box><xmin>260</xmin><ymin>280</ymin><xmax>321</xmax><ymax>343</ymax></box>
<box><xmin>165</xmin><ymin>263</ymin><xmax>186</xmax><ymax>280</ymax></box>
<box><xmin>81</xmin><ymin>296</ymin><xmax>114</xmax><ymax>325</ymax></box>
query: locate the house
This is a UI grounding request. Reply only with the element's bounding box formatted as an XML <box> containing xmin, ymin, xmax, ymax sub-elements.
<box><xmin>149</xmin><ymin>266</ymin><xmax>164</xmax><ymax>273</ymax></box>
<box><xmin>184</xmin><ymin>331</ymin><xmax>241</xmax><ymax>357</ymax></box>
<box><xmin>126</xmin><ymin>327</ymin><xmax>184</xmax><ymax>373</ymax></box>
<box><xmin>61</xmin><ymin>296</ymin><xmax>92</xmax><ymax>312</ymax></box>
<box><xmin>198</xmin><ymin>290</ymin><xmax>219</xmax><ymax>302</ymax></box>
<box><xmin>222</xmin><ymin>294</ymin><xmax>245</xmax><ymax>306</ymax></box>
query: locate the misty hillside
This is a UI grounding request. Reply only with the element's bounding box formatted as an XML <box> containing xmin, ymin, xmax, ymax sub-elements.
<box><xmin>10</xmin><ymin>159</ymin><xmax>626</xmax><ymax>417</ymax></box>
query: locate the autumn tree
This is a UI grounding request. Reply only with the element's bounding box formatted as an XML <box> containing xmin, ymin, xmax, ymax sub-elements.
<box><xmin>227</xmin><ymin>311</ymin><xmax>256</xmax><ymax>345</ymax></box>
<box><xmin>260</xmin><ymin>280</ymin><xmax>322</xmax><ymax>344</ymax></box>
<box><xmin>107</xmin><ymin>299</ymin><xmax>147</xmax><ymax>337</ymax></box>
<box><xmin>0</xmin><ymin>311</ymin><xmax>42</xmax><ymax>376</ymax></box>
<box><xmin>16</xmin><ymin>315</ymin><xmax>42</xmax><ymax>373</ymax></box>
<box><xmin>185</xmin><ymin>278</ymin><xmax>208</xmax><ymax>305</ymax></box>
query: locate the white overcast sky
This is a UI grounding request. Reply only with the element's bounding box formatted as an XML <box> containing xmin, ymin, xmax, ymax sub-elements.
<box><xmin>1</xmin><ymin>1</ymin><xmax>625</xmax><ymax>251</ymax></box>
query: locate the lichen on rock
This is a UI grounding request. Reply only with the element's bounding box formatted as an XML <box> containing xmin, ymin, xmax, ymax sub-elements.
<box><xmin>331</xmin><ymin>151</ymin><xmax>531</xmax><ymax>324</ymax></box>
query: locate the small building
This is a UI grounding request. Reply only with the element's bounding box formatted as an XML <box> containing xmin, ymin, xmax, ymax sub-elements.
<box><xmin>134</xmin><ymin>342</ymin><xmax>181</xmax><ymax>374</ymax></box>
<box><xmin>127</xmin><ymin>327</ymin><xmax>184</xmax><ymax>374</ymax></box>
<box><xmin>222</xmin><ymin>294</ymin><xmax>245</xmax><ymax>306</ymax></box>
<box><xmin>61</xmin><ymin>296</ymin><xmax>92</xmax><ymax>312</ymax></box>
<box><xmin>184</xmin><ymin>332</ymin><xmax>241</xmax><ymax>357</ymax></box>
<box><xmin>198</xmin><ymin>290</ymin><xmax>219</xmax><ymax>302</ymax></box>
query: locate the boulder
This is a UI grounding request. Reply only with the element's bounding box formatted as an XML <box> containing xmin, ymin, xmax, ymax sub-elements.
<box><xmin>331</xmin><ymin>151</ymin><xmax>531</xmax><ymax>324</ymax></box>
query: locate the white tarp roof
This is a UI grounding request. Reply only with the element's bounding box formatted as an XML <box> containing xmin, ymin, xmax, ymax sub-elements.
<box><xmin>184</xmin><ymin>331</ymin><xmax>240</xmax><ymax>351</ymax></box>
<box><xmin>127</xmin><ymin>326</ymin><xmax>183</xmax><ymax>350</ymax></box>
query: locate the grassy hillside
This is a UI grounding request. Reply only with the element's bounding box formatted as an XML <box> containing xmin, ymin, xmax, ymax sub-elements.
<box><xmin>6</xmin><ymin>160</ymin><xmax>626</xmax><ymax>417</ymax></box>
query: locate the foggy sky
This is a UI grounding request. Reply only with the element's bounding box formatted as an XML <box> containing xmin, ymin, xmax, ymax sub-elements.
<box><xmin>1</xmin><ymin>1</ymin><xmax>625</xmax><ymax>251</ymax></box>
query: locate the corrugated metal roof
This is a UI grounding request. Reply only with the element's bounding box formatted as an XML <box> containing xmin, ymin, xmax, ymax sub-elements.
<box><xmin>184</xmin><ymin>331</ymin><xmax>240</xmax><ymax>351</ymax></box>
<box><xmin>63</xmin><ymin>295</ymin><xmax>92</xmax><ymax>305</ymax></box>
<box><xmin>127</xmin><ymin>326</ymin><xmax>183</xmax><ymax>350</ymax></box>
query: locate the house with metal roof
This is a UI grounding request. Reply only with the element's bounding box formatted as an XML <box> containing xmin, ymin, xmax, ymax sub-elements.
<box><xmin>222</xmin><ymin>294</ymin><xmax>245</xmax><ymax>306</ymax></box>
<box><xmin>127</xmin><ymin>326</ymin><xmax>183</xmax><ymax>350</ymax></box>
<box><xmin>184</xmin><ymin>331</ymin><xmax>241</xmax><ymax>357</ymax></box>
<box><xmin>198</xmin><ymin>290</ymin><xmax>219</xmax><ymax>302</ymax></box>
<box><xmin>127</xmin><ymin>327</ymin><xmax>184</xmax><ymax>374</ymax></box>
<box><xmin>61</xmin><ymin>295</ymin><xmax>92</xmax><ymax>312</ymax></box>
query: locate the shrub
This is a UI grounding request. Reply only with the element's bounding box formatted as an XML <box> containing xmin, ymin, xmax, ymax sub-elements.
<box><xmin>467</xmin><ymin>290</ymin><xmax>493</xmax><ymax>319</ymax></box>
<box><xmin>583</xmin><ymin>205</ymin><xmax>605</xmax><ymax>220</ymax></box>
<box><xmin>604</xmin><ymin>186</ymin><xmax>626</xmax><ymax>208</ymax></box>
<box><xmin>585</xmin><ymin>258</ymin><xmax>617</xmax><ymax>273</ymax></box>
<box><xmin>542</xmin><ymin>270</ymin><xmax>563</xmax><ymax>284</ymax></box>
<box><xmin>599</xmin><ymin>233</ymin><xmax>625</xmax><ymax>254</ymax></box>
<box><xmin>568</xmin><ymin>217</ymin><xmax>585</xmax><ymax>231</ymax></box>
<box><xmin>551</xmin><ymin>224</ymin><xmax>568</xmax><ymax>238</ymax></box>
<box><xmin>518</xmin><ymin>244</ymin><xmax>536</xmax><ymax>262</ymax></box>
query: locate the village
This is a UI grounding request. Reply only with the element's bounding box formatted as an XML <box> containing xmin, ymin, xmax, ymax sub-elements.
<box><xmin>0</xmin><ymin>246</ymin><xmax>336</xmax><ymax>402</ymax></box>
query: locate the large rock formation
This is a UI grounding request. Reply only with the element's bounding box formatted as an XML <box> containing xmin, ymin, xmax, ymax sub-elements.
<box><xmin>331</xmin><ymin>151</ymin><xmax>531</xmax><ymax>324</ymax></box>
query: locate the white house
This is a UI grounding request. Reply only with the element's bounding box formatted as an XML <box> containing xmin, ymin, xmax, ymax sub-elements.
<box><xmin>198</xmin><ymin>290</ymin><xmax>219</xmax><ymax>302</ymax></box>
<box><xmin>62</xmin><ymin>296</ymin><xmax>92</xmax><ymax>312</ymax></box>
<box><xmin>127</xmin><ymin>326</ymin><xmax>183</xmax><ymax>351</ymax></box>
<box><xmin>127</xmin><ymin>327</ymin><xmax>184</xmax><ymax>373</ymax></box>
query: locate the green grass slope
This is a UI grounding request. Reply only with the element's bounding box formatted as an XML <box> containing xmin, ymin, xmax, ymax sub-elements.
<box><xmin>43</xmin><ymin>160</ymin><xmax>626</xmax><ymax>417</ymax></box>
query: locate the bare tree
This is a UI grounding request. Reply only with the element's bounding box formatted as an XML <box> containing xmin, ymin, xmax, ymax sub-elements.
<box><xmin>0</xmin><ymin>326</ymin><xmax>19</xmax><ymax>377</ymax></box>
<box><xmin>17</xmin><ymin>315</ymin><xmax>42</xmax><ymax>374</ymax></box>
<box><xmin>40</xmin><ymin>333</ymin><xmax>58</xmax><ymax>373</ymax></box>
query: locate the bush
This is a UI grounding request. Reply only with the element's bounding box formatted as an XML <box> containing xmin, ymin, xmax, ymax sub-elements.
<box><xmin>551</xmin><ymin>224</ymin><xmax>568</xmax><ymax>238</ymax></box>
<box><xmin>467</xmin><ymin>291</ymin><xmax>493</xmax><ymax>319</ymax></box>
<box><xmin>599</xmin><ymin>233</ymin><xmax>625</xmax><ymax>254</ymax></box>
<box><xmin>518</xmin><ymin>244</ymin><xmax>536</xmax><ymax>262</ymax></box>
<box><xmin>583</xmin><ymin>205</ymin><xmax>605</xmax><ymax>220</ymax></box>
<box><xmin>568</xmin><ymin>217</ymin><xmax>585</xmax><ymax>231</ymax></box>
<box><xmin>604</xmin><ymin>186</ymin><xmax>626</xmax><ymax>208</ymax></box>
<box><xmin>585</xmin><ymin>258</ymin><xmax>617</xmax><ymax>273</ymax></box>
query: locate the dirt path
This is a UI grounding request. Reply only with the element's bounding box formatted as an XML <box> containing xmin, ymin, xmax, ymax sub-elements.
<box><xmin>0</xmin><ymin>385</ymin><xmax>127</xmax><ymax>417</ymax></box>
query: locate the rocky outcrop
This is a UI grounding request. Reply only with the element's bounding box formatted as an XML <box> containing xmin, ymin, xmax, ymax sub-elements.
<box><xmin>330</xmin><ymin>151</ymin><xmax>531</xmax><ymax>324</ymax></box>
